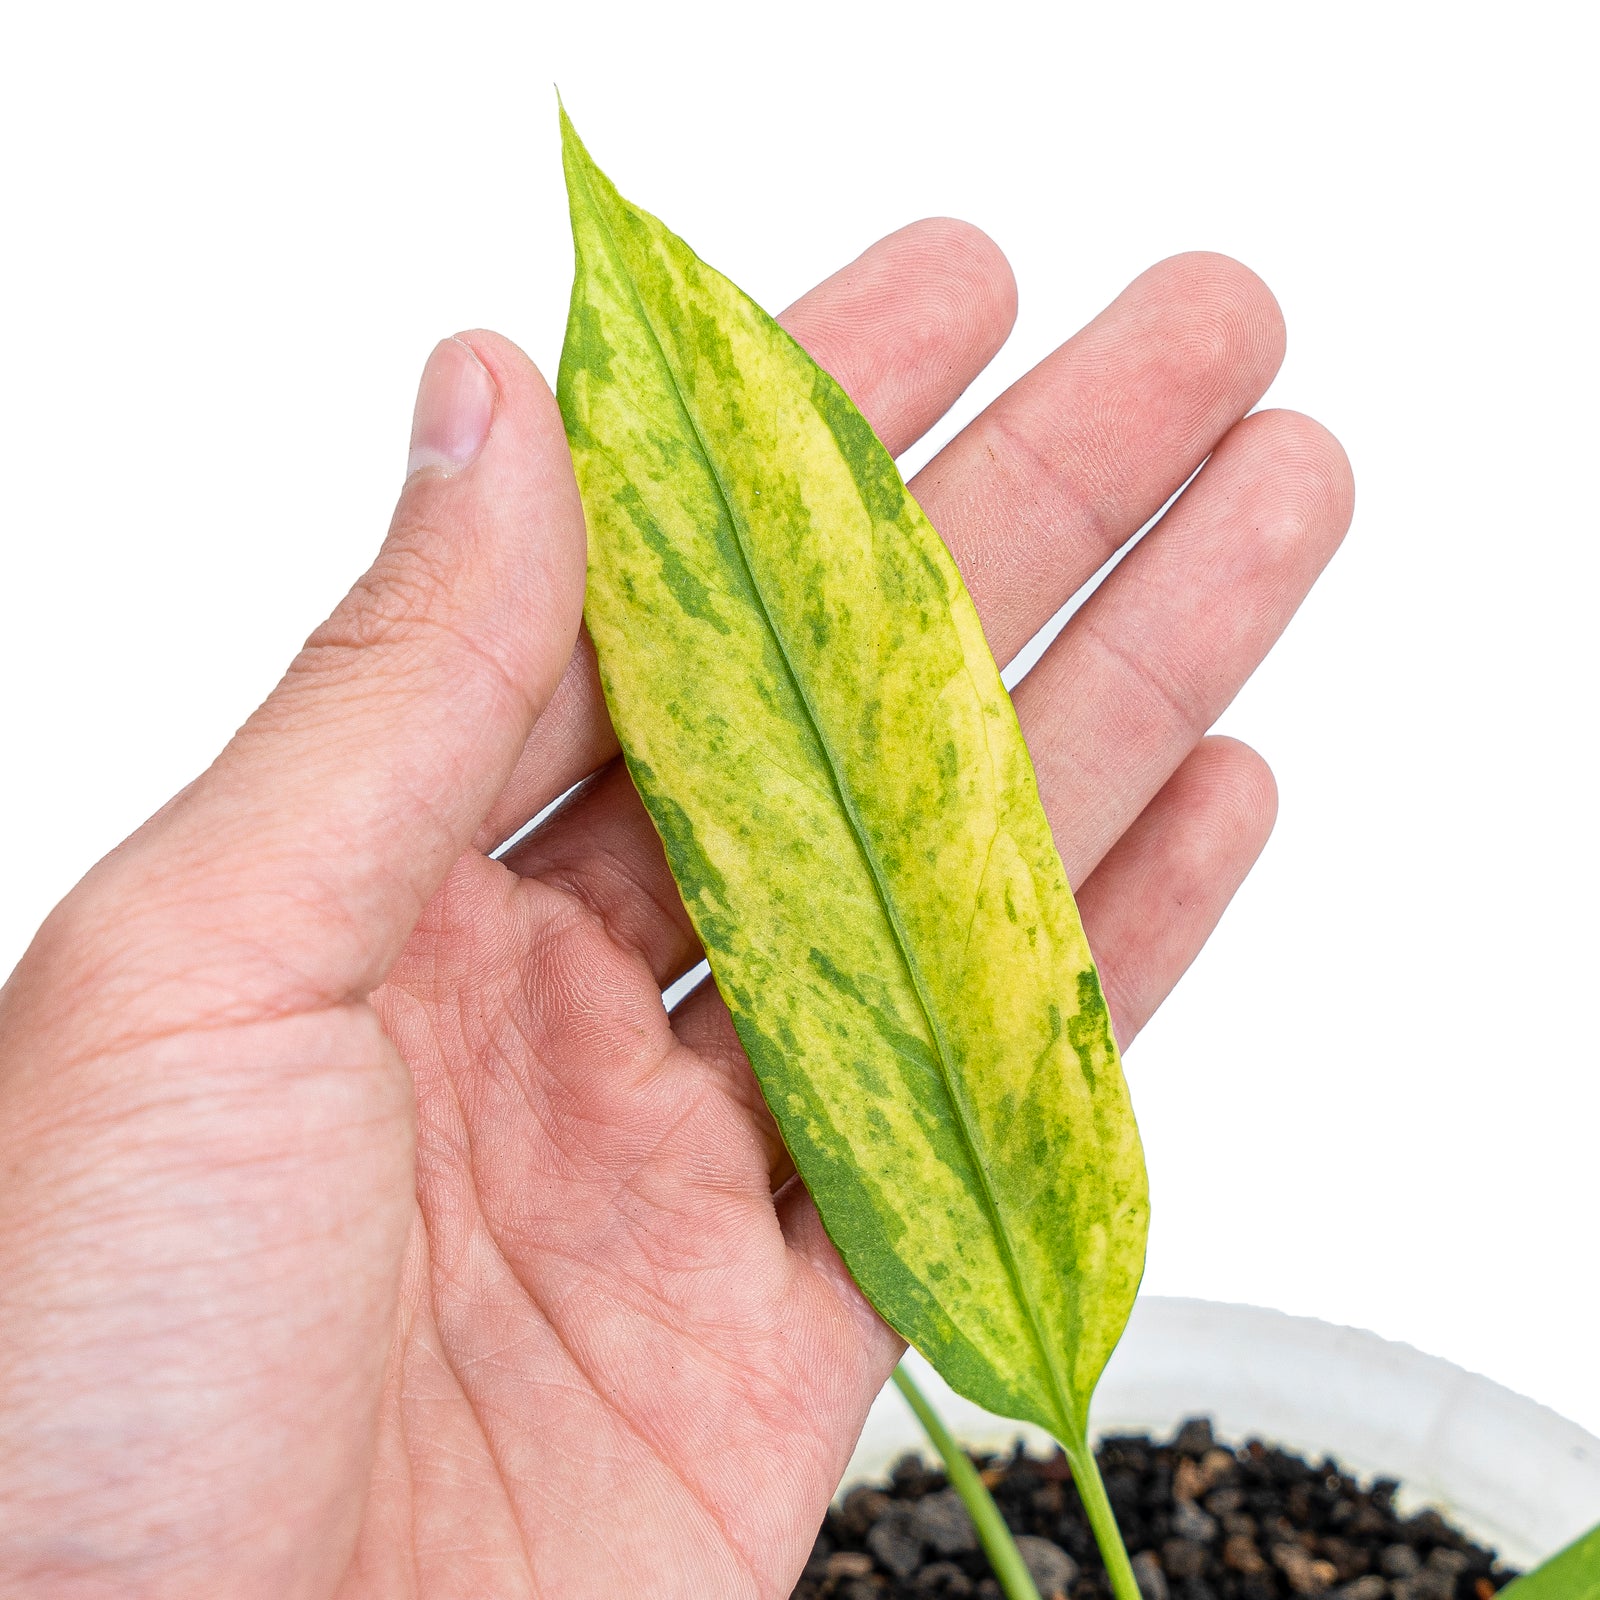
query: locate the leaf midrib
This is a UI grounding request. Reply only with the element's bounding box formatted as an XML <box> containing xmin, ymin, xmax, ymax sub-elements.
<box><xmin>570</xmin><ymin>148</ymin><xmax>1081</xmax><ymax>1440</ymax></box>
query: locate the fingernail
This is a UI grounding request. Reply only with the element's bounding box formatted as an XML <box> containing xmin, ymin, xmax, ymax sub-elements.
<box><xmin>407</xmin><ymin>337</ymin><xmax>495</xmax><ymax>478</ymax></box>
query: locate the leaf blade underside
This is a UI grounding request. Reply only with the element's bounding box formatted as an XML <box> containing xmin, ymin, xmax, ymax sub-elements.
<box><xmin>557</xmin><ymin>111</ymin><xmax>1148</xmax><ymax>1443</ymax></box>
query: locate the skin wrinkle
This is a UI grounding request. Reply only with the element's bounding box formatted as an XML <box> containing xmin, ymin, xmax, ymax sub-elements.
<box><xmin>397</xmin><ymin>859</ymin><xmax>532</xmax><ymax>992</ymax></box>
<box><xmin>412</xmin><ymin>1062</ymin><xmax>563</xmax><ymax>1222</ymax></box>
<box><xmin>396</xmin><ymin>1071</ymin><xmax>543</xmax><ymax>1599</ymax></box>
<box><xmin>394</xmin><ymin>915</ymin><xmax>684</xmax><ymax>1210</ymax></box>
<box><xmin>349</xmin><ymin>1342</ymin><xmax>420</xmax><ymax>1600</ymax></box>
<box><xmin>928</xmin><ymin>258</ymin><xmax>1283</xmax><ymax>556</ymax></box>
<box><xmin>600</xmin><ymin>1086</ymin><xmax>753</xmax><ymax>1226</ymax></box>
<box><xmin>588</xmin><ymin>1326</ymin><xmax>828</xmax><ymax>1541</ymax></box>
<box><xmin>6</xmin><ymin>886</ymin><xmax>368</xmax><ymax>1062</ymax></box>
<box><xmin>475</xmin><ymin>643</ymin><xmax>613</xmax><ymax>853</ymax></box>
<box><xmin>670</xmin><ymin>1008</ymin><xmax>793</xmax><ymax>1183</ymax></box>
<box><xmin>528</xmin><ymin>853</ymin><xmax>692</xmax><ymax>988</ymax></box>
<box><xmin>451</xmin><ymin>1225</ymin><xmax>765</xmax><ymax>1600</ymax></box>
<box><xmin>276</xmin><ymin>538</ymin><xmax>547</xmax><ymax>742</ymax></box>
<box><xmin>392</xmin><ymin>1384</ymin><xmax>527</xmax><ymax>1600</ymax></box>
<box><xmin>521</xmin><ymin>1236</ymin><xmax>772</xmax><ymax>1388</ymax></box>
<box><xmin>506</xmin><ymin>1026</ymin><xmax>673</xmax><ymax>1158</ymax></box>
<box><xmin>977</xmin><ymin>401</ymin><xmax>1123</xmax><ymax>561</ymax></box>
<box><xmin>509</xmin><ymin>892</ymin><xmax>657</xmax><ymax>1041</ymax></box>
<box><xmin>388</xmin><ymin>888</ymin><xmax>534</xmax><ymax>1027</ymax></box>
<box><xmin>56</xmin><ymin>817</ymin><xmax>433</xmax><ymax>1042</ymax></box>
<box><xmin>1073</xmin><ymin>607</ymin><xmax>1206</xmax><ymax>749</ymax></box>
<box><xmin>502</xmin><ymin>1095</ymin><xmax>729</xmax><ymax>1271</ymax></box>
<box><xmin>289</xmin><ymin>611</ymin><xmax>536</xmax><ymax>771</ymax></box>
<box><xmin>10</xmin><ymin>1000</ymin><xmax>389</xmax><ymax>1133</ymax></box>
<box><xmin>438</xmin><ymin>1369</ymin><xmax>542</xmax><ymax>1600</ymax></box>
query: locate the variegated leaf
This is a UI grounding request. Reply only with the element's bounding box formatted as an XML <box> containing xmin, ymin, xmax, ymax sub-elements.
<box><xmin>556</xmin><ymin>110</ymin><xmax>1148</xmax><ymax>1448</ymax></box>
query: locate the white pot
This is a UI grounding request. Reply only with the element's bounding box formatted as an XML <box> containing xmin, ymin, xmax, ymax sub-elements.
<box><xmin>845</xmin><ymin>1297</ymin><xmax>1600</xmax><ymax>1571</ymax></box>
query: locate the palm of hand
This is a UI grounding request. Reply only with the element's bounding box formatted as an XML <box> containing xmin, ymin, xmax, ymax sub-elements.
<box><xmin>343</xmin><ymin>850</ymin><xmax>890</xmax><ymax>1597</ymax></box>
<box><xmin>0</xmin><ymin>222</ymin><xmax>1349</xmax><ymax>1600</ymax></box>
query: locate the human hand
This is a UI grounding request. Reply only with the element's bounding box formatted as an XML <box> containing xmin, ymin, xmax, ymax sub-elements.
<box><xmin>0</xmin><ymin>223</ymin><xmax>1351</xmax><ymax>1598</ymax></box>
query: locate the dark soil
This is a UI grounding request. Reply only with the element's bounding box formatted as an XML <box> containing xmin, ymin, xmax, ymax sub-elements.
<box><xmin>791</xmin><ymin>1418</ymin><xmax>1520</xmax><ymax>1600</ymax></box>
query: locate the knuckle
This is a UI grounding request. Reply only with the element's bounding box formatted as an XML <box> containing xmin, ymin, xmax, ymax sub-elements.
<box><xmin>283</xmin><ymin>527</ymin><xmax>534</xmax><ymax>724</ymax></box>
<box><xmin>306</xmin><ymin>524</ymin><xmax>461</xmax><ymax>660</ymax></box>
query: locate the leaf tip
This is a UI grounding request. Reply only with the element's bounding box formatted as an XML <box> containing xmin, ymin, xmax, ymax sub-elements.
<box><xmin>560</xmin><ymin>92</ymin><xmax>585</xmax><ymax>160</ymax></box>
<box><xmin>557</xmin><ymin>98</ymin><xmax>602</xmax><ymax>206</ymax></box>
<box><xmin>557</xmin><ymin>97</ymin><xmax>592</xmax><ymax>171</ymax></box>
<box><xmin>556</xmin><ymin>103</ymin><xmax>633</xmax><ymax>255</ymax></box>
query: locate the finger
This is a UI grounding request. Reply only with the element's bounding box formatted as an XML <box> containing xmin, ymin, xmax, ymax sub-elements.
<box><xmin>1017</xmin><ymin>408</ymin><xmax>1354</xmax><ymax>887</ymax></box>
<box><xmin>474</xmin><ymin>217</ymin><xmax>1019</xmax><ymax>851</ymax></box>
<box><xmin>910</xmin><ymin>250</ymin><xmax>1287</xmax><ymax>666</ymax></box>
<box><xmin>69</xmin><ymin>332</ymin><xmax>587</xmax><ymax>1027</ymax></box>
<box><xmin>1075</xmin><ymin>735</ymin><xmax>1278</xmax><ymax>1046</ymax></box>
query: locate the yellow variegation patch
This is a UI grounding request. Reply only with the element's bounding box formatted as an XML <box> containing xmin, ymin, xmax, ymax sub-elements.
<box><xmin>556</xmin><ymin>110</ymin><xmax>1149</xmax><ymax>1585</ymax></box>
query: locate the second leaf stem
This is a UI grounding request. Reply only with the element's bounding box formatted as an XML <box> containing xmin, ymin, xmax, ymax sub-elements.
<box><xmin>892</xmin><ymin>1363</ymin><xmax>1144</xmax><ymax>1600</ymax></box>
<box><xmin>892</xmin><ymin>1366</ymin><xmax>1043</xmax><ymax>1600</ymax></box>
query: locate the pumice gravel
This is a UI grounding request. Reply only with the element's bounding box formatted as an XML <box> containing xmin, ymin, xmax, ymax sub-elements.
<box><xmin>792</xmin><ymin>1418</ymin><xmax>1518</xmax><ymax>1600</ymax></box>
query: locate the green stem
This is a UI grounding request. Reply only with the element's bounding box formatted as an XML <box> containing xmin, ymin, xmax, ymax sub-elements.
<box><xmin>892</xmin><ymin>1366</ymin><xmax>1043</xmax><ymax>1600</ymax></box>
<box><xmin>1064</xmin><ymin>1439</ymin><xmax>1142</xmax><ymax>1600</ymax></box>
<box><xmin>891</xmin><ymin>1364</ymin><xmax>1143</xmax><ymax>1600</ymax></box>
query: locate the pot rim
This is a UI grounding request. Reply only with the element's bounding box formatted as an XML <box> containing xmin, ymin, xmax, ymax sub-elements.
<box><xmin>843</xmin><ymin>1296</ymin><xmax>1600</xmax><ymax>1571</ymax></box>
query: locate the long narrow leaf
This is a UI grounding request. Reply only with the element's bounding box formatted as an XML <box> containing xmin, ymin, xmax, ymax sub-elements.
<box><xmin>557</xmin><ymin>109</ymin><xmax>1147</xmax><ymax>1458</ymax></box>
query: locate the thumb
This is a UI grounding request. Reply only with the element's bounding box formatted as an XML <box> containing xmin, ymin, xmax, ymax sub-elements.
<box><xmin>73</xmin><ymin>332</ymin><xmax>587</xmax><ymax>1022</ymax></box>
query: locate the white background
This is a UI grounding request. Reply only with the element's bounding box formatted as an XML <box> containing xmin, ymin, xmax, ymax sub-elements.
<box><xmin>4</xmin><ymin>0</ymin><xmax>1596</xmax><ymax>1452</ymax></box>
